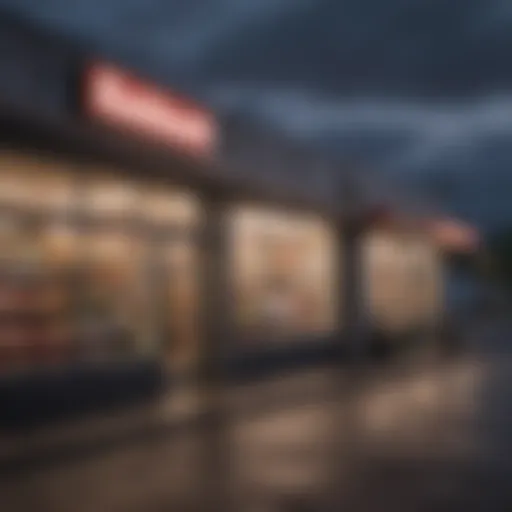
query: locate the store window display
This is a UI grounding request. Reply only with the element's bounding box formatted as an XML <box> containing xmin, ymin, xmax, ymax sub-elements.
<box><xmin>0</xmin><ymin>154</ymin><xmax>79</xmax><ymax>373</ymax></box>
<box><xmin>402</xmin><ymin>240</ymin><xmax>442</xmax><ymax>328</ymax></box>
<box><xmin>0</xmin><ymin>153</ymin><xmax>76</xmax><ymax>214</ymax></box>
<box><xmin>78</xmin><ymin>232</ymin><xmax>144</xmax><ymax>361</ymax></box>
<box><xmin>232</xmin><ymin>206</ymin><xmax>338</xmax><ymax>344</ymax></box>
<box><xmin>79</xmin><ymin>174</ymin><xmax>202</xmax><ymax>369</ymax></box>
<box><xmin>139</xmin><ymin>185</ymin><xmax>201</xmax><ymax>375</ymax></box>
<box><xmin>82</xmin><ymin>173</ymin><xmax>138</xmax><ymax>221</ymax></box>
<box><xmin>165</xmin><ymin>240</ymin><xmax>199</xmax><ymax>374</ymax></box>
<box><xmin>364</xmin><ymin>233</ymin><xmax>401</xmax><ymax>329</ymax></box>
<box><xmin>78</xmin><ymin>173</ymin><xmax>156</xmax><ymax>361</ymax></box>
<box><xmin>364</xmin><ymin>231</ymin><xmax>442</xmax><ymax>335</ymax></box>
<box><xmin>0</xmin><ymin>156</ymin><xmax>174</xmax><ymax>370</ymax></box>
<box><xmin>143</xmin><ymin>184</ymin><xmax>201</xmax><ymax>228</ymax></box>
<box><xmin>0</xmin><ymin>151</ymin><xmax>202</xmax><ymax>376</ymax></box>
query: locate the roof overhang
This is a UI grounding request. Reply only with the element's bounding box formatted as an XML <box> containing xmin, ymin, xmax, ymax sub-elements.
<box><xmin>0</xmin><ymin>100</ymin><xmax>340</xmax><ymax>218</ymax></box>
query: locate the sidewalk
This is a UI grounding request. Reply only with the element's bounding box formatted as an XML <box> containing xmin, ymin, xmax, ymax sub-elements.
<box><xmin>0</xmin><ymin>363</ymin><xmax>346</xmax><ymax>473</ymax></box>
<box><xmin>0</xmin><ymin>340</ymin><xmax>470</xmax><ymax>477</ymax></box>
<box><xmin>0</xmin><ymin>383</ymin><xmax>205</xmax><ymax>474</ymax></box>
<box><xmin>0</xmin><ymin>342</ymin><xmax>495</xmax><ymax>512</ymax></box>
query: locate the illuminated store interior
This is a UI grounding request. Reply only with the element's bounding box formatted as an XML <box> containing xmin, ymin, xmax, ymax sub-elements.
<box><xmin>0</xmin><ymin>150</ymin><xmax>201</xmax><ymax>376</ymax></box>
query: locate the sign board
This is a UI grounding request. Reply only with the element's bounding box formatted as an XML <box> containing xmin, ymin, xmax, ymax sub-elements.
<box><xmin>82</xmin><ymin>61</ymin><xmax>217</xmax><ymax>159</ymax></box>
<box><xmin>427</xmin><ymin>218</ymin><xmax>479</xmax><ymax>253</ymax></box>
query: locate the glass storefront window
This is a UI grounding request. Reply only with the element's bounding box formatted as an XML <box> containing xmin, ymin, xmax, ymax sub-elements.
<box><xmin>30</xmin><ymin>171</ymin><xmax>76</xmax><ymax>214</ymax></box>
<box><xmin>78</xmin><ymin>230</ymin><xmax>155</xmax><ymax>361</ymax></box>
<box><xmin>0</xmin><ymin>215</ymin><xmax>35</xmax><ymax>372</ymax></box>
<box><xmin>232</xmin><ymin>206</ymin><xmax>337</xmax><ymax>343</ymax></box>
<box><xmin>0</xmin><ymin>152</ymin><xmax>76</xmax><ymax>213</ymax></box>
<box><xmin>0</xmin><ymin>151</ymin><xmax>78</xmax><ymax>373</ymax></box>
<box><xmin>0</xmin><ymin>152</ymin><xmax>203</xmax><ymax>375</ymax></box>
<box><xmin>365</xmin><ymin>232</ymin><xmax>410</xmax><ymax>331</ymax></box>
<box><xmin>41</xmin><ymin>222</ymin><xmax>78</xmax><ymax>267</ymax></box>
<box><xmin>143</xmin><ymin>185</ymin><xmax>201</xmax><ymax>227</ymax></box>
<box><xmin>0</xmin><ymin>214</ymin><xmax>79</xmax><ymax>372</ymax></box>
<box><xmin>0</xmin><ymin>215</ymin><xmax>32</xmax><ymax>262</ymax></box>
<box><xmin>82</xmin><ymin>172</ymin><xmax>139</xmax><ymax>220</ymax></box>
<box><xmin>365</xmin><ymin>232</ymin><xmax>441</xmax><ymax>333</ymax></box>
<box><xmin>164</xmin><ymin>240</ymin><xmax>199</xmax><ymax>374</ymax></box>
<box><xmin>403</xmin><ymin>240</ymin><xmax>441</xmax><ymax>326</ymax></box>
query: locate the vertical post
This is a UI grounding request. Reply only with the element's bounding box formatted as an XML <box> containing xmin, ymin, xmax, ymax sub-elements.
<box><xmin>337</xmin><ymin>169</ymin><xmax>369</xmax><ymax>361</ymax></box>
<box><xmin>146</xmin><ymin>239</ymin><xmax>171</xmax><ymax>362</ymax></box>
<box><xmin>199</xmin><ymin>191</ymin><xmax>232</xmax><ymax>394</ymax></box>
<box><xmin>339</xmin><ymin>219</ymin><xmax>367</xmax><ymax>360</ymax></box>
<box><xmin>198</xmin><ymin>190</ymin><xmax>234</xmax><ymax>510</ymax></box>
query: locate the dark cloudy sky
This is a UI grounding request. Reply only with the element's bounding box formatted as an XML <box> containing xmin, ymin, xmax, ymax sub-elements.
<box><xmin>2</xmin><ymin>0</ymin><xmax>512</xmax><ymax>231</ymax></box>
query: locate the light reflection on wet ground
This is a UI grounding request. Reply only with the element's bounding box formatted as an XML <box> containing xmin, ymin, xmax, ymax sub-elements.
<box><xmin>2</xmin><ymin>338</ymin><xmax>512</xmax><ymax>511</ymax></box>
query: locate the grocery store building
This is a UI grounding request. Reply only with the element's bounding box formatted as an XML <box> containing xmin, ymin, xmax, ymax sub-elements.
<box><xmin>0</xmin><ymin>13</ymin><xmax>478</xmax><ymax>426</ymax></box>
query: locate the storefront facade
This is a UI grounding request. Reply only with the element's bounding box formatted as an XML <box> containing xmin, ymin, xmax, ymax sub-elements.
<box><xmin>0</xmin><ymin>150</ymin><xmax>345</xmax><ymax>378</ymax></box>
<box><xmin>0</xmin><ymin>14</ymin><xmax>475</xmax><ymax>426</ymax></box>
<box><xmin>0</xmin><ymin>18</ymin><xmax>349</xmax><ymax>425</ymax></box>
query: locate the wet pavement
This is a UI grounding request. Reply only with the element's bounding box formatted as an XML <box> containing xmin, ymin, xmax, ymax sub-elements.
<box><xmin>2</xmin><ymin>324</ymin><xmax>512</xmax><ymax>511</ymax></box>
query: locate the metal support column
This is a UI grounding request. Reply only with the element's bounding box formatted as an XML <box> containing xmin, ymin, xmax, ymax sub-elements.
<box><xmin>337</xmin><ymin>167</ymin><xmax>370</xmax><ymax>361</ymax></box>
<box><xmin>199</xmin><ymin>191</ymin><xmax>232</xmax><ymax>392</ymax></box>
<box><xmin>197</xmin><ymin>190</ymin><xmax>235</xmax><ymax>510</ymax></box>
<box><xmin>339</xmin><ymin>219</ymin><xmax>368</xmax><ymax>361</ymax></box>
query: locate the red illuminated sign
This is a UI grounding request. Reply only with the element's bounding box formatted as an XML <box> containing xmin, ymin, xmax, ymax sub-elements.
<box><xmin>83</xmin><ymin>62</ymin><xmax>217</xmax><ymax>159</ymax></box>
<box><xmin>426</xmin><ymin>218</ymin><xmax>480</xmax><ymax>253</ymax></box>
